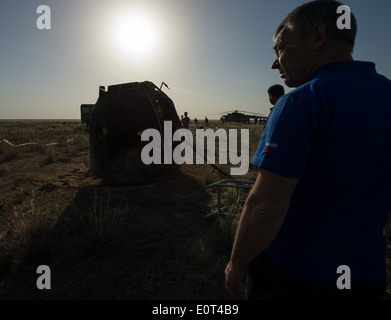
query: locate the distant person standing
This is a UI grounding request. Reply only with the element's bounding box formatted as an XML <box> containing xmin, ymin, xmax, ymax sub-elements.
<box><xmin>265</xmin><ymin>84</ymin><xmax>285</xmax><ymax>125</ymax></box>
<box><xmin>268</xmin><ymin>84</ymin><xmax>285</xmax><ymax>106</ymax></box>
<box><xmin>182</xmin><ymin>112</ymin><xmax>190</xmax><ymax>129</ymax></box>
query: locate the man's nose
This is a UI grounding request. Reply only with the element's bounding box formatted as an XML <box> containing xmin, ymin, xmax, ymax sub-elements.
<box><xmin>271</xmin><ymin>59</ymin><xmax>279</xmax><ymax>69</ymax></box>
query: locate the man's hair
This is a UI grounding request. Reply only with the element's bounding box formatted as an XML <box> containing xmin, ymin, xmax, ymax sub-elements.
<box><xmin>268</xmin><ymin>84</ymin><xmax>285</xmax><ymax>97</ymax></box>
<box><xmin>274</xmin><ymin>0</ymin><xmax>357</xmax><ymax>50</ymax></box>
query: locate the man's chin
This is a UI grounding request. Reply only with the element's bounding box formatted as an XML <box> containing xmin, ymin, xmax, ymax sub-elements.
<box><xmin>283</xmin><ymin>77</ymin><xmax>300</xmax><ymax>88</ymax></box>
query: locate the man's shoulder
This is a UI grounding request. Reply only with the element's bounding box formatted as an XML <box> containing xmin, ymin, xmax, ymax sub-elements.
<box><xmin>278</xmin><ymin>82</ymin><xmax>316</xmax><ymax>106</ymax></box>
<box><xmin>309</xmin><ymin>60</ymin><xmax>391</xmax><ymax>88</ymax></box>
<box><xmin>285</xmin><ymin>61</ymin><xmax>391</xmax><ymax>100</ymax></box>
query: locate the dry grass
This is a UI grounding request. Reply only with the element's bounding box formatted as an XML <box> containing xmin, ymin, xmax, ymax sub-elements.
<box><xmin>1</xmin><ymin>148</ymin><xmax>20</xmax><ymax>163</ymax></box>
<box><xmin>0</xmin><ymin>120</ymin><xmax>252</xmax><ymax>299</ymax></box>
<box><xmin>0</xmin><ymin>119</ymin><xmax>389</xmax><ymax>300</ymax></box>
<box><xmin>80</xmin><ymin>190</ymin><xmax>130</xmax><ymax>245</ymax></box>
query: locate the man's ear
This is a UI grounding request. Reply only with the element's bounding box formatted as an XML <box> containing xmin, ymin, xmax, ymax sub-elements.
<box><xmin>311</xmin><ymin>23</ymin><xmax>327</xmax><ymax>50</ymax></box>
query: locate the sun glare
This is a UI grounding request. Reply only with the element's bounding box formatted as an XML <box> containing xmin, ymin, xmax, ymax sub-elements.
<box><xmin>114</xmin><ymin>10</ymin><xmax>158</xmax><ymax>59</ymax></box>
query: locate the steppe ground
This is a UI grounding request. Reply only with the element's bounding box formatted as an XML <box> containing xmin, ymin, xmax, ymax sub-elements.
<box><xmin>0</xmin><ymin>119</ymin><xmax>389</xmax><ymax>300</ymax></box>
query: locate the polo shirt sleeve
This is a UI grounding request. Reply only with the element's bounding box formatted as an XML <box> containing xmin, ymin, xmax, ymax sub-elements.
<box><xmin>251</xmin><ymin>93</ymin><xmax>318</xmax><ymax>179</ymax></box>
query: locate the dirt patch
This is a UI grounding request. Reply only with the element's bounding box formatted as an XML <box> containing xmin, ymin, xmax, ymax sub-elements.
<box><xmin>0</xmin><ymin>120</ymin><xmax>252</xmax><ymax>299</ymax></box>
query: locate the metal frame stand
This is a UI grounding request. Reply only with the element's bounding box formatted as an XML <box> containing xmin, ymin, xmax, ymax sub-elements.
<box><xmin>204</xmin><ymin>179</ymin><xmax>254</xmax><ymax>219</ymax></box>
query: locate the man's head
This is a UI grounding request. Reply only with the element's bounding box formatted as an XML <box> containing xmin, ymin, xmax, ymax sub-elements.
<box><xmin>268</xmin><ymin>84</ymin><xmax>285</xmax><ymax>105</ymax></box>
<box><xmin>272</xmin><ymin>0</ymin><xmax>357</xmax><ymax>87</ymax></box>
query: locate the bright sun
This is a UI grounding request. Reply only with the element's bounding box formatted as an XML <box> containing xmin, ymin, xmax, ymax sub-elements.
<box><xmin>114</xmin><ymin>10</ymin><xmax>158</xmax><ymax>58</ymax></box>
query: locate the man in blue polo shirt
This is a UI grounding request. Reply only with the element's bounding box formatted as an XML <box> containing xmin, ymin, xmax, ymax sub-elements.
<box><xmin>225</xmin><ymin>0</ymin><xmax>391</xmax><ymax>300</ymax></box>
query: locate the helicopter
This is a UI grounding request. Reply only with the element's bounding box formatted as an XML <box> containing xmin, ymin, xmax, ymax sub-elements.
<box><xmin>216</xmin><ymin>110</ymin><xmax>267</xmax><ymax>124</ymax></box>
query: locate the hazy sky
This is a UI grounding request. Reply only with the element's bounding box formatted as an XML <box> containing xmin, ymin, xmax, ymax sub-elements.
<box><xmin>1</xmin><ymin>0</ymin><xmax>390</xmax><ymax>119</ymax></box>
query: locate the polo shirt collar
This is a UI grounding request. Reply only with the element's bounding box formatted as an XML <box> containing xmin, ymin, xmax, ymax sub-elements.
<box><xmin>308</xmin><ymin>60</ymin><xmax>376</xmax><ymax>82</ymax></box>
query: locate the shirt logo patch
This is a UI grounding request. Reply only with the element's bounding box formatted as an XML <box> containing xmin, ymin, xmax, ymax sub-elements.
<box><xmin>263</xmin><ymin>142</ymin><xmax>278</xmax><ymax>153</ymax></box>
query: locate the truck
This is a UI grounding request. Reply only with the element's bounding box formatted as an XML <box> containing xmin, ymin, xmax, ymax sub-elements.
<box><xmin>80</xmin><ymin>104</ymin><xmax>95</xmax><ymax>126</ymax></box>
